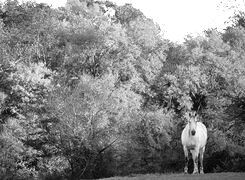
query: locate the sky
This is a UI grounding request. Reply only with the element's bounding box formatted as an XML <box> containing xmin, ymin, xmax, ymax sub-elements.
<box><xmin>2</xmin><ymin>0</ymin><xmax>244</xmax><ymax>42</ymax></box>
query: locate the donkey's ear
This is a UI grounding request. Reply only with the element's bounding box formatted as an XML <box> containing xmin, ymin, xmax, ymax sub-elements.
<box><xmin>189</xmin><ymin>111</ymin><xmax>195</xmax><ymax>117</ymax></box>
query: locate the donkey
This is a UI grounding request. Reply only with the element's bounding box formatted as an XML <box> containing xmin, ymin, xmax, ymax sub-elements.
<box><xmin>181</xmin><ymin>112</ymin><xmax>207</xmax><ymax>174</ymax></box>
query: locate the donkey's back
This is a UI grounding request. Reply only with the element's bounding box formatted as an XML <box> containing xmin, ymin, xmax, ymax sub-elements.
<box><xmin>196</xmin><ymin>122</ymin><xmax>207</xmax><ymax>148</ymax></box>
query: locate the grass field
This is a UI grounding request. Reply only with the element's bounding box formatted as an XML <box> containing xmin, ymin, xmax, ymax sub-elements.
<box><xmin>99</xmin><ymin>172</ymin><xmax>245</xmax><ymax>180</ymax></box>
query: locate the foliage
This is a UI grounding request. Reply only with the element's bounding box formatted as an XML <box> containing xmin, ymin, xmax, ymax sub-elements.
<box><xmin>0</xmin><ymin>0</ymin><xmax>245</xmax><ymax>179</ymax></box>
<box><xmin>47</xmin><ymin>73</ymin><xmax>142</xmax><ymax>179</ymax></box>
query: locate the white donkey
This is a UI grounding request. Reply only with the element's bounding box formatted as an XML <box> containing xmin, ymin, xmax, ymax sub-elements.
<box><xmin>181</xmin><ymin>112</ymin><xmax>207</xmax><ymax>174</ymax></box>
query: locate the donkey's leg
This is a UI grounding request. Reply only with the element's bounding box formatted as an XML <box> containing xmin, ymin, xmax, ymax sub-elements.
<box><xmin>199</xmin><ymin>146</ymin><xmax>205</xmax><ymax>174</ymax></box>
<box><xmin>183</xmin><ymin>146</ymin><xmax>189</xmax><ymax>174</ymax></box>
<box><xmin>191</xmin><ymin>149</ymin><xmax>199</xmax><ymax>174</ymax></box>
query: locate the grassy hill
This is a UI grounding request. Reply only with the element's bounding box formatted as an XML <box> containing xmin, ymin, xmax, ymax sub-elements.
<box><xmin>99</xmin><ymin>172</ymin><xmax>245</xmax><ymax>180</ymax></box>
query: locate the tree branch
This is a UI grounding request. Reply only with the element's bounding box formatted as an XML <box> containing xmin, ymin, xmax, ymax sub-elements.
<box><xmin>98</xmin><ymin>137</ymin><xmax>119</xmax><ymax>154</ymax></box>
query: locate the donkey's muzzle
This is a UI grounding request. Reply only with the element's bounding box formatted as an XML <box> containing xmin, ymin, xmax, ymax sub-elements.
<box><xmin>191</xmin><ymin>130</ymin><xmax>196</xmax><ymax>136</ymax></box>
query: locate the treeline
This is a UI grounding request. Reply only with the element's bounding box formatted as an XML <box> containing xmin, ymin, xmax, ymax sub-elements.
<box><xmin>0</xmin><ymin>0</ymin><xmax>245</xmax><ymax>179</ymax></box>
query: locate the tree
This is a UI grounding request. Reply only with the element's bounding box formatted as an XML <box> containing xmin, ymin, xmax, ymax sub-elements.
<box><xmin>1</xmin><ymin>0</ymin><xmax>245</xmax><ymax>179</ymax></box>
<box><xmin>46</xmin><ymin>72</ymin><xmax>143</xmax><ymax>179</ymax></box>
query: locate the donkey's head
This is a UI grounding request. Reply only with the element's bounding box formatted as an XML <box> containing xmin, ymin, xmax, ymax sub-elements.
<box><xmin>188</xmin><ymin>112</ymin><xmax>198</xmax><ymax>136</ymax></box>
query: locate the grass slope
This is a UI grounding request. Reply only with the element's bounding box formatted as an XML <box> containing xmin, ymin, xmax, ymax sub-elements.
<box><xmin>99</xmin><ymin>172</ymin><xmax>245</xmax><ymax>180</ymax></box>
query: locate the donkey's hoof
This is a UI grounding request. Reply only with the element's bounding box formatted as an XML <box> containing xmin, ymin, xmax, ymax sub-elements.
<box><xmin>192</xmin><ymin>171</ymin><xmax>199</xmax><ymax>174</ymax></box>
